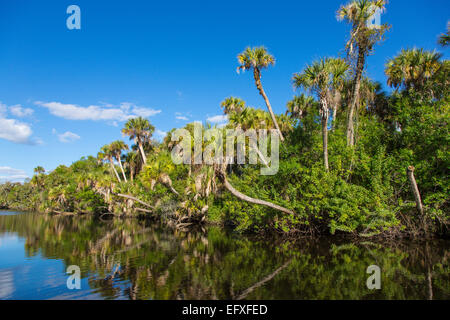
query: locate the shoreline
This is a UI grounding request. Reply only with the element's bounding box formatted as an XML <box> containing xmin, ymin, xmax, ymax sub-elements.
<box><xmin>2</xmin><ymin>206</ymin><xmax>448</xmax><ymax>241</ymax></box>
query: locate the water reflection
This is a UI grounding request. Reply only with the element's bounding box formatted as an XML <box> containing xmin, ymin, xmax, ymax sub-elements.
<box><xmin>0</xmin><ymin>211</ymin><xmax>448</xmax><ymax>300</ymax></box>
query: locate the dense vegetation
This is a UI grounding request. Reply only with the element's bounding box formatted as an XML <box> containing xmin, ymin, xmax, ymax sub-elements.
<box><xmin>1</xmin><ymin>0</ymin><xmax>449</xmax><ymax>238</ymax></box>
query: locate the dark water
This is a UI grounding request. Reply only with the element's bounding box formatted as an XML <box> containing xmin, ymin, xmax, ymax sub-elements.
<box><xmin>0</xmin><ymin>210</ymin><xmax>448</xmax><ymax>300</ymax></box>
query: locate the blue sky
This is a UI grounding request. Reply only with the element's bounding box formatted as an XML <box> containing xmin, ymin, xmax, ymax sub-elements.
<box><xmin>0</xmin><ymin>0</ymin><xmax>448</xmax><ymax>182</ymax></box>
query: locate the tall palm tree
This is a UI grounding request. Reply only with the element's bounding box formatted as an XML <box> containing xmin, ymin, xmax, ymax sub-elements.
<box><xmin>122</xmin><ymin>151</ymin><xmax>140</xmax><ymax>183</ymax></box>
<box><xmin>326</xmin><ymin>58</ymin><xmax>349</xmax><ymax>127</ymax></box>
<box><xmin>438</xmin><ymin>22</ymin><xmax>449</xmax><ymax>47</ymax></box>
<box><xmin>122</xmin><ymin>117</ymin><xmax>155</xmax><ymax>165</ymax></box>
<box><xmin>385</xmin><ymin>48</ymin><xmax>443</xmax><ymax>92</ymax></box>
<box><xmin>110</xmin><ymin>140</ymin><xmax>129</xmax><ymax>182</ymax></box>
<box><xmin>294</xmin><ymin>58</ymin><xmax>349</xmax><ymax>171</ymax></box>
<box><xmin>98</xmin><ymin>144</ymin><xmax>121</xmax><ymax>183</ymax></box>
<box><xmin>221</xmin><ymin>97</ymin><xmax>245</xmax><ymax>115</ymax></box>
<box><xmin>31</xmin><ymin>166</ymin><xmax>46</xmax><ymax>189</ymax></box>
<box><xmin>237</xmin><ymin>46</ymin><xmax>285</xmax><ymax>142</ymax></box>
<box><xmin>337</xmin><ymin>0</ymin><xmax>389</xmax><ymax>146</ymax></box>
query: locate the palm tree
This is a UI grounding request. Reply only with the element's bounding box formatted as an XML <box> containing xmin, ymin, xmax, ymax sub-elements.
<box><xmin>286</xmin><ymin>94</ymin><xmax>316</xmax><ymax>121</ymax></box>
<box><xmin>31</xmin><ymin>166</ymin><xmax>46</xmax><ymax>189</ymax></box>
<box><xmin>327</xmin><ymin>58</ymin><xmax>349</xmax><ymax>127</ymax></box>
<box><xmin>293</xmin><ymin>58</ymin><xmax>349</xmax><ymax>171</ymax></box>
<box><xmin>385</xmin><ymin>48</ymin><xmax>443</xmax><ymax>92</ymax></box>
<box><xmin>122</xmin><ymin>117</ymin><xmax>155</xmax><ymax>165</ymax></box>
<box><xmin>142</xmin><ymin>151</ymin><xmax>179</xmax><ymax>196</ymax></box>
<box><xmin>98</xmin><ymin>144</ymin><xmax>121</xmax><ymax>183</ymax></box>
<box><xmin>438</xmin><ymin>23</ymin><xmax>449</xmax><ymax>47</ymax></box>
<box><xmin>122</xmin><ymin>151</ymin><xmax>140</xmax><ymax>183</ymax></box>
<box><xmin>337</xmin><ymin>0</ymin><xmax>389</xmax><ymax>146</ymax></box>
<box><xmin>110</xmin><ymin>140</ymin><xmax>129</xmax><ymax>182</ymax></box>
<box><xmin>237</xmin><ymin>46</ymin><xmax>285</xmax><ymax>141</ymax></box>
<box><xmin>34</xmin><ymin>166</ymin><xmax>45</xmax><ymax>175</ymax></box>
<box><xmin>221</xmin><ymin>97</ymin><xmax>245</xmax><ymax>115</ymax></box>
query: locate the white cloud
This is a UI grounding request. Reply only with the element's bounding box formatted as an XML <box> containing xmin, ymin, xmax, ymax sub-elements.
<box><xmin>132</xmin><ymin>107</ymin><xmax>161</xmax><ymax>118</ymax></box>
<box><xmin>57</xmin><ymin>131</ymin><xmax>80</xmax><ymax>143</ymax></box>
<box><xmin>0</xmin><ymin>167</ymin><xmax>26</xmax><ymax>175</ymax></box>
<box><xmin>175</xmin><ymin>112</ymin><xmax>191</xmax><ymax>121</ymax></box>
<box><xmin>206</xmin><ymin>115</ymin><xmax>228</xmax><ymax>124</ymax></box>
<box><xmin>0</xmin><ymin>102</ymin><xmax>36</xmax><ymax>144</ymax></box>
<box><xmin>9</xmin><ymin>105</ymin><xmax>34</xmax><ymax>117</ymax></box>
<box><xmin>35</xmin><ymin>101</ymin><xmax>161</xmax><ymax>122</ymax></box>
<box><xmin>0</xmin><ymin>118</ymin><xmax>34</xmax><ymax>144</ymax></box>
<box><xmin>154</xmin><ymin>129</ymin><xmax>167</xmax><ymax>141</ymax></box>
<box><xmin>0</xmin><ymin>167</ymin><xmax>29</xmax><ymax>183</ymax></box>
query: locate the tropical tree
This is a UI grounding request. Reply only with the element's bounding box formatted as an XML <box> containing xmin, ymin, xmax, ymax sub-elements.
<box><xmin>110</xmin><ymin>140</ymin><xmax>129</xmax><ymax>182</ymax></box>
<box><xmin>122</xmin><ymin>117</ymin><xmax>155</xmax><ymax>165</ymax></box>
<box><xmin>98</xmin><ymin>144</ymin><xmax>122</xmax><ymax>183</ymax></box>
<box><xmin>31</xmin><ymin>166</ymin><xmax>46</xmax><ymax>189</ymax></box>
<box><xmin>34</xmin><ymin>166</ymin><xmax>45</xmax><ymax>175</ymax></box>
<box><xmin>327</xmin><ymin>58</ymin><xmax>350</xmax><ymax>126</ymax></box>
<box><xmin>221</xmin><ymin>97</ymin><xmax>245</xmax><ymax>115</ymax></box>
<box><xmin>227</xmin><ymin>107</ymin><xmax>278</xmax><ymax>168</ymax></box>
<box><xmin>293</xmin><ymin>58</ymin><xmax>349</xmax><ymax>171</ymax></box>
<box><xmin>237</xmin><ymin>46</ymin><xmax>285</xmax><ymax>142</ymax></box>
<box><xmin>385</xmin><ymin>48</ymin><xmax>443</xmax><ymax>93</ymax></box>
<box><xmin>438</xmin><ymin>22</ymin><xmax>449</xmax><ymax>47</ymax></box>
<box><xmin>286</xmin><ymin>95</ymin><xmax>316</xmax><ymax>121</ymax></box>
<box><xmin>122</xmin><ymin>151</ymin><xmax>141</xmax><ymax>183</ymax></box>
<box><xmin>337</xmin><ymin>0</ymin><xmax>390</xmax><ymax>146</ymax></box>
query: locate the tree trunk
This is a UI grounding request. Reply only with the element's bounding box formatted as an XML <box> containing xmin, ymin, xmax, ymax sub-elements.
<box><xmin>112</xmin><ymin>193</ymin><xmax>154</xmax><ymax>209</ymax></box>
<box><xmin>130</xmin><ymin>167</ymin><xmax>135</xmax><ymax>182</ymax></box>
<box><xmin>332</xmin><ymin>106</ymin><xmax>338</xmax><ymax>129</ymax></box>
<box><xmin>251</xmin><ymin>145</ymin><xmax>269</xmax><ymax>168</ymax></box>
<box><xmin>109</xmin><ymin>160</ymin><xmax>121</xmax><ymax>182</ymax></box>
<box><xmin>347</xmin><ymin>49</ymin><xmax>365</xmax><ymax>146</ymax></box>
<box><xmin>331</xmin><ymin>89</ymin><xmax>341</xmax><ymax>129</ymax></box>
<box><xmin>158</xmin><ymin>173</ymin><xmax>179</xmax><ymax>196</ymax></box>
<box><xmin>117</xmin><ymin>156</ymin><xmax>128</xmax><ymax>182</ymax></box>
<box><xmin>322</xmin><ymin>114</ymin><xmax>329</xmax><ymax>172</ymax></box>
<box><xmin>216</xmin><ymin>169</ymin><xmax>296</xmax><ymax>216</ymax></box>
<box><xmin>137</xmin><ymin>140</ymin><xmax>147</xmax><ymax>165</ymax></box>
<box><xmin>254</xmin><ymin>69</ymin><xmax>285</xmax><ymax>142</ymax></box>
<box><xmin>407</xmin><ymin>166</ymin><xmax>424</xmax><ymax>215</ymax></box>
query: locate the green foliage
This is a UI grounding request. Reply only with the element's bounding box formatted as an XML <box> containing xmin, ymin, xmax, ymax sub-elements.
<box><xmin>0</xmin><ymin>10</ymin><xmax>448</xmax><ymax>238</ymax></box>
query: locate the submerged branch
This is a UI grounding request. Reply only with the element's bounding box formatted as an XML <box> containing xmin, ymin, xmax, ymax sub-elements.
<box><xmin>236</xmin><ymin>259</ymin><xmax>292</xmax><ymax>300</ymax></box>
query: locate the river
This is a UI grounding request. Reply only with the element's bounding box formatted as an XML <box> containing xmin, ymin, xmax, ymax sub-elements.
<box><xmin>0</xmin><ymin>210</ymin><xmax>448</xmax><ymax>300</ymax></box>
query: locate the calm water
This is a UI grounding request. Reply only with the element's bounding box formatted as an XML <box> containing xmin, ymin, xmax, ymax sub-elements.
<box><xmin>0</xmin><ymin>210</ymin><xmax>448</xmax><ymax>300</ymax></box>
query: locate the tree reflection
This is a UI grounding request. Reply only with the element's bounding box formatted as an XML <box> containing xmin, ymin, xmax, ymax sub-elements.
<box><xmin>0</xmin><ymin>213</ymin><xmax>448</xmax><ymax>300</ymax></box>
